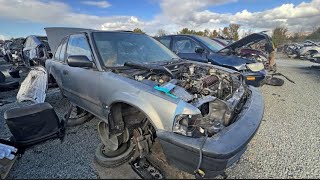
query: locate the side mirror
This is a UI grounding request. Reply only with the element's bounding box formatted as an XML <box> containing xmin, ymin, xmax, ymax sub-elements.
<box><xmin>67</xmin><ymin>55</ymin><xmax>93</xmax><ymax>68</ymax></box>
<box><xmin>195</xmin><ymin>47</ymin><xmax>205</xmax><ymax>54</ymax></box>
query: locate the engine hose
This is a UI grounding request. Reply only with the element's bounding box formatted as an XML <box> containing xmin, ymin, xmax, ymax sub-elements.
<box><xmin>194</xmin><ymin>131</ymin><xmax>208</xmax><ymax>179</ymax></box>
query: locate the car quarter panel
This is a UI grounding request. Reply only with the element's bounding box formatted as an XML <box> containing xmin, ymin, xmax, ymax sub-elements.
<box><xmin>97</xmin><ymin>71</ymin><xmax>201</xmax><ymax>131</ymax></box>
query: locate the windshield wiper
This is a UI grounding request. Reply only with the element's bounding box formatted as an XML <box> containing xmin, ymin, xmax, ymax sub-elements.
<box><xmin>123</xmin><ymin>62</ymin><xmax>174</xmax><ymax>77</ymax></box>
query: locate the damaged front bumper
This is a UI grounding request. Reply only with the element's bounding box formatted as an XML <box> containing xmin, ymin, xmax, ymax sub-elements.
<box><xmin>243</xmin><ymin>70</ymin><xmax>266</xmax><ymax>87</ymax></box>
<box><xmin>157</xmin><ymin>86</ymin><xmax>264</xmax><ymax>178</ymax></box>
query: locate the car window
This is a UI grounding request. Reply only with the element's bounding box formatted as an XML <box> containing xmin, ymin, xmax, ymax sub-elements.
<box><xmin>196</xmin><ymin>36</ymin><xmax>225</xmax><ymax>52</ymax></box>
<box><xmin>59</xmin><ymin>39</ymin><xmax>67</xmax><ymax>62</ymax></box>
<box><xmin>54</xmin><ymin>44</ymin><xmax>62</xmax><ymax>60</ymax></box>
<box><xmin>159</xmin><ymin>37</ymin><xmax>171</xmax><ymax>48</ymax></box>
<box><xmin>24</xmin><ymin>38</ymin><xmax>31</xmax><ymax>48</ymax></box>
<box><xmin>93</xmin><ymin>32</ymin><xmax>178</xmax><ymax>67</ymax></box>
<box><xmin>30</xmin><ymin>38</ymin><xmax>37</xmax><ymax>47</ymax></box>
<box><xmin>67</xmin><ymin>34</ymin><xmax>93</xmax><ymax>61</ymax></box>
<box><xmin>172</xmin><ymin>37</ymin><xmax>201</xmax><ymax>53</ymax></box>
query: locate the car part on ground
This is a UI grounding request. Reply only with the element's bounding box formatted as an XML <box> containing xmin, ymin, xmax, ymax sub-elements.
<box><xmin>45</xmin><ymin>28</ymin><xmax>264</xmax><ymax>177</ymax></box>
<box><xmin>0</xmin><ymin>71</ymin><xmax>19</xmax><ymax>92</ymax></box>
<box><xmin>130</xmin><ymin>156</ymin><xmax>164</xmax><ymax>179</ymax></box>
<box><xmin>64</xmin><ymin>106</ymin><xmax>94</xmax><ymax>127</ymax></box>
<box><xmin>0</xmin><ymin>140</ymin><xmax>19</xmax><ymax>179</ymax></box>
<box><xmin>8</xmin><ymin>67</ymin><xmax>20</xmax><ymax>78</ymax></box>
<box><xmin>16</xmin><ymin>66</ymin><xmax>47</xmax><ymax>104</ymax></box>
<box><xmin>94</xmin><ymin>141</ymin><xmax>135</xmax><ymax>168</ymax></box>
<box><xmin>0</xmin><ymin>100</ymin><xmax>14</xmax><ymax>107</ymax></box>
<box><xmin>4</xmin><ymin>102</ymin><xmax>64</xmax><ymax>147</ymax></box>
<box><xmin>264</xmin><ymin>77</ymin><xmax>285</xmax><ymax>86</ymax></box>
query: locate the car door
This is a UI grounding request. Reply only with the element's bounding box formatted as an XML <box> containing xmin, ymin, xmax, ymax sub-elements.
<box><xmin>172</xmin><ymin>36</ymin><xmax>207</xmax><ymax>62</ymax></box>
<box><xmin>49</xmin><ymin>38</ymin><xmax>67</xmax><ymax>88</ymax></box>
<box><xmin>158</xmin><ymin>36</ymin><xmax>172</xmax><ymax>49</ymax></box>
<box><xmin>62</xmin><ymin>33</ymin><xmax>103</xmax><ymax>115</ymax></box>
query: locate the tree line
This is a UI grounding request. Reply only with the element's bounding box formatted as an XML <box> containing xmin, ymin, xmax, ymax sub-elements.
<box><xmin>133</xmin><ymin>23</ymin><xmax>241</xmax><ymax>40</ymax></box>
<box><xmin>272</xmin><ymin>26</ymin><xmax>320</xmax><ymax>47</ymax></box>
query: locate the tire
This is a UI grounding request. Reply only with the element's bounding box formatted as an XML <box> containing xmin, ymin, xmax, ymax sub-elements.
<box><xmin>94</xmin><ymin>141</ymin><xmax>135</xmax><ymax>168</ymax></box>
<box><xmin>65</xmin><ymin>107</ymin><xmax>94</xmax><ymax>127</ymax></box>
<box><xmin>0</xmin><ymin>71</ymin><xmax>5</xmax><ymax>83</ymax></box>
<box><xmin>265</xmin><ymin>77</ymin><xmax>284</xmax><ymax>86</ymax></box>
<box><xmin>0</xmin><ymin>81</ymin><xmax>20</xmax><ymax>92</ymax></box>
<box><xmin>8</xmin><ymin>68</ymin><xmax>20</xmax><ymax>78</ymax></box>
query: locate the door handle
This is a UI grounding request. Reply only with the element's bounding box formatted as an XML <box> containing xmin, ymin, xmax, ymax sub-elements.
<box><xmin>62</xmin><ymin>70</ymin><xmax>68</xmax><ymax>75</ymax></box>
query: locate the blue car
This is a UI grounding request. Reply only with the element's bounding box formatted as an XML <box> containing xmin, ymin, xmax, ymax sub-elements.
<box><xmin>157</xmin><ymin>35</ymin><xmax>266</xmax><ymax>87</ymax></box>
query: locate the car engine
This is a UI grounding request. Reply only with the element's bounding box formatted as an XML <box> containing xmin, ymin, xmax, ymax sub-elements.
<box><xmin>116</xmin><ymin>61</ymin><xmax>249</xmax><ymax>137</ymax></box>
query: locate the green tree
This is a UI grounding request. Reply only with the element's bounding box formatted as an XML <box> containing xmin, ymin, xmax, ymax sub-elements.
<box><xmin>209</xmin><ymin>30</ymin><xmax>219</xmax><ymax>38</ymax></box>
<box><xmin>133</xmin><ymin>28</ymin><xmax>145</xmax><ymax>34</ymax></box>
<box><xmin>178</xmin><ymin>28</ymin><xmax>191</xmax><ymax>34</ymax></box>
<box><xmin>222</xmin><ymin>27</ymin><xmax>230</xmax><ymax>38</ymax></box>
<box><xmin>228</xmin><ymin>24</ymin><xmax>241</xmax><ymax>40</ymax></box>
<box><xmin>156</xmin><ymin>29</ymin><xmax>167</xmax><ymax>37</ymax></box>
<box><xmin>306</xmin><ymin>27</ymin><xmax>320</xmax><ymax>41</ymax></box>
<box><xmin>272</xmin><ymin>27</ymin><xmax>288</xmax><ymax>47</ymax></box>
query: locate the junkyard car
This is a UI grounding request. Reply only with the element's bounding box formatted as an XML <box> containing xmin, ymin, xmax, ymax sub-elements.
<box><xmin>3</xmin><ymin>38</ymin><xmax>25</xmax><ymax>65</ymax></box>
<box><xmin>23</xmin><ymin>35</ymin><xmax>52</xmax><ymax>66</ymax></box>
<box><xmin>45</xmin><ymin>27</ymin><xmax>264</xmax><ymax>178</ymax></box>
<box><xmin>297</xmin><ymin>40</ymin><xmax>320</xmax><ymax>60</ymax></box>
<box><xmin>157</xmin><ymin>34</ymin><xmax>266</xmax><ymax>87</ymax></box>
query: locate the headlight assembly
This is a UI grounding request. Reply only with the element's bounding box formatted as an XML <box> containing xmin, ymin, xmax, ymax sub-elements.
<box><xmin>173</xmin><ymin>114</ymin><xmax>198</xmax><ymax>137</ymax></box>
<box><xmin>246</xmin><ymin>62</ymin><xmax>264</xmax><ymax>72</ymax></box>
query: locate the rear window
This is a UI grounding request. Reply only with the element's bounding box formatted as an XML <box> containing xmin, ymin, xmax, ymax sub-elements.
<box><xmin>159</xmin><ymin>37</ymin><xmax>171</xmax><ymax>48</ymax></box>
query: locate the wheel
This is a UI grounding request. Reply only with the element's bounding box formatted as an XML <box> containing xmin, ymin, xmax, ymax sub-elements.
<box><xmin>94</xmin><ymin>141</ymin><xmax>135</xmax><ymax>168</ymax></box>
<box><xmin>0</xmin><ymin>71</ymin><xmax>5</xmax><ymax>83</ymax></box>
<box><xmin>8</xmin><ymin>68</ymin><xmax>20</xmax><ymax>78</ymax></box>
<box><xmin>65</xmin><ymin>106</ymin><xmax>94</xmax><ymax>127</ymax></box>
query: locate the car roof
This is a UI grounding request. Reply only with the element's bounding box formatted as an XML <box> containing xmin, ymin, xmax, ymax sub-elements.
<box><xmin>160</xmin><ymin>34</ymin><xmax>200</xmax><ymax>38</ymax></box>
<box><xmin>45</xmin><ymin>27</ymin><xmax>140</xmax><ymax>54</ymax></box>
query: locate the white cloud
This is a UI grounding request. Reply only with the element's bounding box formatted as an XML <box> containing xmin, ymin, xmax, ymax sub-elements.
<box><xmin>0</xmin><ymin>34</ymin><xmax>11</xmax><ymax>40</ymax></box>
<box><xmin>81</xmin><ymin>1</ymin><xmax>111</xmax><ymax>8</ymax></box>
<box><xmin>0</xmin><ymin>0</ymin><xmax>319</xmax><ymax>36</ymax></box>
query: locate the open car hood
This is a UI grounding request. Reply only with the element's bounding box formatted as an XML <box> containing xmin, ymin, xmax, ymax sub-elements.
<box><xmin>218</xmin><ymin>32</ymin><xmax>271</xmax><ymax>52</ymax></box>
<box><xmin>44</xmin><ymin>27</ymin><xmax>91</xmax><ymax>54</ymax></box>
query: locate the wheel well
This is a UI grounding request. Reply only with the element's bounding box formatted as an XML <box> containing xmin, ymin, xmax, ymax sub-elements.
<box><xmin>108</xmin><ymin>102</ymin><xmax>155</xmax><ymax>132</ymax></box>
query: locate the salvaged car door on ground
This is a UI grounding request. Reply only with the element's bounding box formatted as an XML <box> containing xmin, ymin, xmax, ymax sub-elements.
<box><xmin>62</xmin><ymin>34</ymin><xmax>103</xmax><ymax>115</ymax></box>
<box><xmin>172</xmin><ymin>36</ymin><xmax>207</xmax><ymax>63</ymax></box>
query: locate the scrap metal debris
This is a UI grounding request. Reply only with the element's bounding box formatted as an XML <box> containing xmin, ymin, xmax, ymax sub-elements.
<box><xmin>16</xmin><ymin>66</ymin><xmax>48</xmax><ymax>103</ymax></box>
<box><xmin>0</xmin><ymin>140</ymin><xmax>19</xmax><ymax>179</ymax></box>
<box><xmin>130</xmin><ymin>157</ymin><xmax>164</xmax><ymax>179</ymax></box>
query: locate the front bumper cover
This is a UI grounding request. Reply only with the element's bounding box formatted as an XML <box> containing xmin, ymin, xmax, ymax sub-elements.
<box><xmin>157</xmin><ymin>86</ymin><xmax>264</xmax><ymax>177</ymax></box>
<box><xmin>243</xmin><ymin>70</ymin><xmax>266</xmax><ymax>87</ymax></box>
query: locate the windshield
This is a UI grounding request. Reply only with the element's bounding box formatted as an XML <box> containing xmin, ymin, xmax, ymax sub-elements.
<box><xmin>196</xmin><ymin>36</ymin><xmax>225</xmax><ymax>52</ymax></box>
<box><xmin>93</xmin><ymin>32</ymin><xmax>179</xmax><ymax>67</ymax></box>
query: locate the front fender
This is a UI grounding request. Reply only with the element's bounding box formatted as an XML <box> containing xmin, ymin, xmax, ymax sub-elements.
<box><xmin>107</xmin><ymin>90</ymin><xmax>200</xmax><ymax>131</ymax></box>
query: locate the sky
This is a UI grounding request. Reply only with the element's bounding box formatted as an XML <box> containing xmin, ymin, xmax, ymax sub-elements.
<box><xmin>0</xmin><ymin>0</ymin><xmax>319</xmax><ymax>40</ymax></box>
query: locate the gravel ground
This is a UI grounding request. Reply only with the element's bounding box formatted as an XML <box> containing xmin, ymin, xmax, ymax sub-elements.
<box><xmin>1</xmin><ymin>55</ymin><xmax>320</xmax><ymax>179</ymax></box>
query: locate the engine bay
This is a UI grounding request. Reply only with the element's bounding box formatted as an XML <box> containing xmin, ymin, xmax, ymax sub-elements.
<box><xmin>113</xmin><ymin>61</ymin><xmax>249</xmax><ymax>137</ymax></box>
